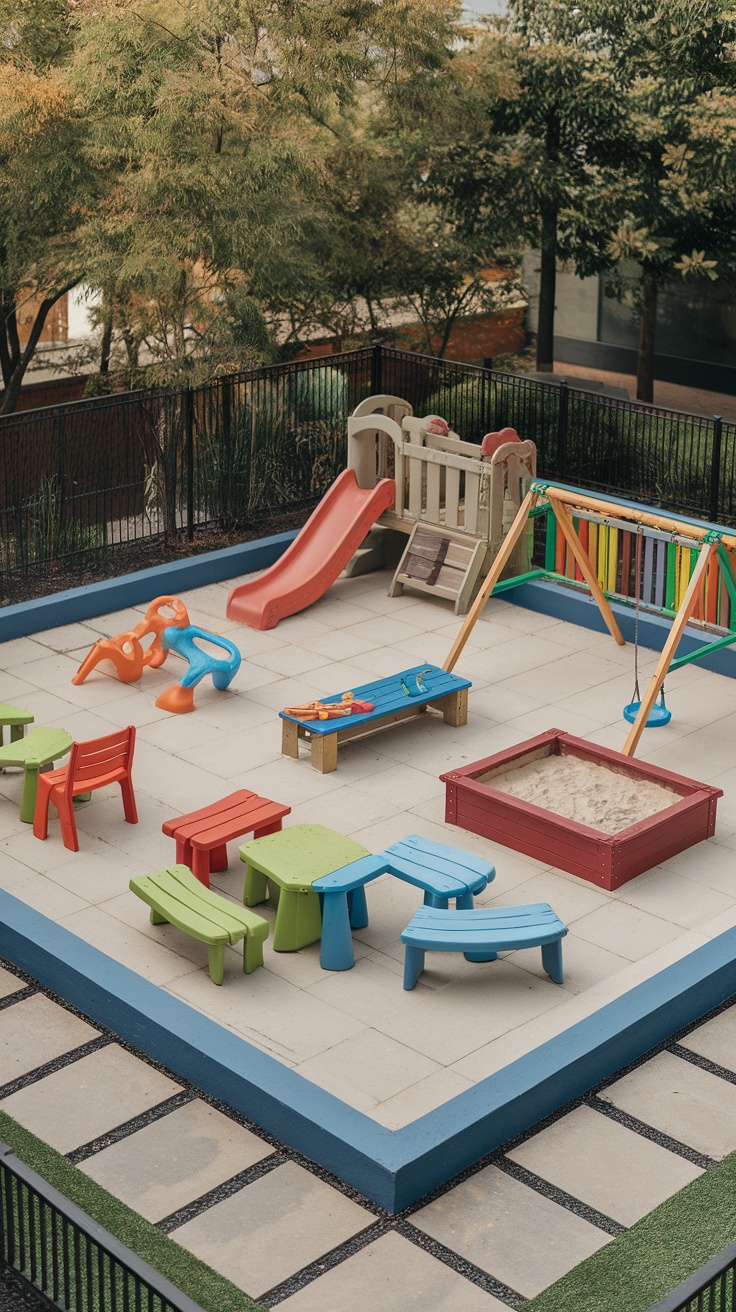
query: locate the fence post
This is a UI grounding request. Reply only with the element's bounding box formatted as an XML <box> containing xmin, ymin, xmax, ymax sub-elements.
<box><xmin>710</xmin><ymin>414</ymin><xmax>723</xmax><ymax>523</ymax></box>
<box><xmin>557</xmin><ymin>380</ymin><xmax>569</xmax><ymax>480</ymax></box>
<box><xmin>185</xmin><ymin>387</ymin><xmax>194</xmax><ymax>541</ymax></box>
<box><xmin>371</xmin><ymin>342</ymin><xmax>383</xmax><ymax>396</ymax></box>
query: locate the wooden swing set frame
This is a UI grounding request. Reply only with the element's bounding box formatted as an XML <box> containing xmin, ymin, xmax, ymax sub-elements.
<box><xmin>444</xmin><ymin>481</ymin><xmax>736</xmax><ymax>757</ymax></box>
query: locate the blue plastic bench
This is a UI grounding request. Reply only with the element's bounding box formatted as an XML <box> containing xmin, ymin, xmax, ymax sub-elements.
<box><xmin>400</xmin><ymin>902</ymin><xmax>568</xmax><ymax>989</ymax></box>
<box><xmin>280</xmin><ymin>664</ymin><xmax>471</xmax><ymax>773</ymax></box>
<box><xmin>313</xmin><ymin>835</ymin><xmax>495</xmax><ymax>971</ymax></box>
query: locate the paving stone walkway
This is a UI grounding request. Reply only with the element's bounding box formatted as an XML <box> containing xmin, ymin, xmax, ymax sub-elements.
<box><xmin>1</xmin><ymin>957</ymin><xmax>733</xmax><ymax>1309</ymax></box>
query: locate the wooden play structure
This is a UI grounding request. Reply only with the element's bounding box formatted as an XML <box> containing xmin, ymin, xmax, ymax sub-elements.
<box><xmin>444</xmin><ymin>480</ymin><xmax>736</xmax><ymax>757</ymax></box>
<box><xmin>347</xmin><ymin>396</ymin><xmax>536</xmax><ymax>613</ymax></box>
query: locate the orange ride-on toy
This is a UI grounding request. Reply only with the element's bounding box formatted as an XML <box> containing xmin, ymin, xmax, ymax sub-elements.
<box><xmin>72</xmin><ymin>597</ymin><xmax>190</xmax><ymax>686</ymax></box>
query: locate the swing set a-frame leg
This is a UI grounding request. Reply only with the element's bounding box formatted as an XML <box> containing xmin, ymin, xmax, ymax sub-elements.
<box><xmin>443</xmin><ymin>488</ymin><xmax>629</xmax><ymax>674</ymax></box>
<box><xmin>444</xmin><ymin>491</ymin><xmax>537</xmax><ymax>672</ymax></box>
<box><xmin>547</xmin><ymin>497</ymin><xmax>625</xmax><ymax>646</ymax></box>
<box><xmin>622</xmin><ymin>539</ymin><xmax>718</xmax><ymax>757</ymax></box>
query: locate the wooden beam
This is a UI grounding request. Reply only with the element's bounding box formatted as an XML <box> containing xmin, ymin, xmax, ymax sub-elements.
<box><xmin>543</xmin><ymin>486</ymin><xmax>736</xmax><ymax>550</ymax></box>
<box><xmin>621</xmin><ymin>539</ymin><xmax>718</xmax><ymax>757</ymax></box>
<box><xmin>444</xmin><ymin>490</ymin><xmax>537</xmax><ymax>673</ymax></box>
<box><xmin>549</xmin><ymin>500</ymin><xmax>625</xmax><ymax>646</ymax></box>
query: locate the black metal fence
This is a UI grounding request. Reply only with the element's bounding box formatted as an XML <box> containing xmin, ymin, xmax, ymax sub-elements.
<box><xmin>1</xmin><ymin>344</ymin><xmax>734</xmax><ymax>581</ymax></box>
<box><xmin>0</xmin><ymin>1143</ymin><xmax>207</xmax><ymax>1311</ymax></box>
<box><xmin>648</xmin><ymin>1238</ymin><xmax>736</xmax><ymax>1311</ymax></box>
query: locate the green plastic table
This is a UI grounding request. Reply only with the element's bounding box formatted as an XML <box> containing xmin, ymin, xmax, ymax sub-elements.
<box><xmin>0</xmin><ymin>727</ymin><xmax>73</xmax><ymax>823</ymax></box>
<box><xmin>240</xmin><ymin>824</ymin><xmax>370</xmax><ymax>951</ymax></box>
<box><xmin>0</xmin><ymin>703</ymin><xmax>34</xmax><ymax>752</ymax></box>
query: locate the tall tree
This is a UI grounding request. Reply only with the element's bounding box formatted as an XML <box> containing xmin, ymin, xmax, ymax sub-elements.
<box><xmin>0</xmin><ymin>1</ymin><xmax>97</xmax><ymax>413</ymax></box>
<box><xmin>599</xmin><ymin>0</ymin><xmax>736</xmax><ymax>400</ymax></box>
<box><xmin>427</xmin><ymin>1</ymin><xmax>625</xmax><ymax>372</ymax></box>
<box><xmin>71</xmin><ymin>0</ymin><xmax>462</xmax><ymax>383</ymax></box>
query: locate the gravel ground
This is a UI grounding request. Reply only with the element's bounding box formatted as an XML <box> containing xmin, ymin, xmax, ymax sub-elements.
<box><xmin>0</xmin><ymin>1266</ymin><xmax>50</xmax><ymax>1311</ymax></box>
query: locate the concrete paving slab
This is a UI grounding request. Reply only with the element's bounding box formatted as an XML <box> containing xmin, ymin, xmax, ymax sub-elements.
<box><xmin>276</xmin><ymin>1231</ymin><xmax>508</xmax><ymax>1310</ymax></box>
<box><xmin>295</xmin><ymin>1029</ymin><xmax>441</xmax><ymax>1109</ymax></box>
<box><xmin>369</xmin><ymin>1068</ymin><xmax>474</xmax><ymax>1130</ymax></box>
<box><xmin>508</xmin><ymin>1105</ymin><xmax>702</xmax><ymax>1225</ymax></box>
<box><xmin>571</xmin><ymin>901</ymin><xmax>684</xmax><ymax>961</ymax></box>
<box><xmin>0</xmin><ymin>994</ymin><xmax>98</xmax><ymax>1083</ymax></box>
<box><xmin>413</xmin><ymin>1164</ymin><xmax>611</xmax><ymax>1298</ymax></box>
<box><xmin>0</xmin><ymin>966</ymin><xmax>25</xmax><ymax>999</ymax></box>
<box><xmin>80</xmin><ymin>1099</ymin><xmax>275</xmax><ymax>1221</ymax></box>
<box><xmin>600</xmin><ymin>1050</ymin><xmax>736</xmax><ymax>1159</ymax></box>
<box><xmin>1</xmin><ymin>1043</ymin><xmax>180</xmax><ymax>1152</ymax></box>
<box><xmin>172</xmin><ymin>1161</ymin><xmax>372</xmax><ymax>1298</ymax></box>
<box><xmin>680</xmin><ymin>1008</ymin><xmax>736</xmax><ymax>1072</ymax></box>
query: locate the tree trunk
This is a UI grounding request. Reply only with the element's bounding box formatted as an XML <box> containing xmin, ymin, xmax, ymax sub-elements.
<box><xmin>636</xmin><ymin>267</ymin><xmax>658</xmax><ymax>403</ymax></box>
<box><xmin>536</xmin><ymin>203</ymin><xmax>558</xmax><ymax>372</ymax></box>
<box><xmin>99</xmin><ymin>291</ymin><xmax>113</xmax><ymax>379</ymax></box>
<box><xmin>0</xmin><ymin>287</ymin><xmax>76</xmax><ymax>416</ymax></box>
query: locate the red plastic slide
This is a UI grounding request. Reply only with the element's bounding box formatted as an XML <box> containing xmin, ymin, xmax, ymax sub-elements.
<box><xmin>226</xmin><ymin>469</ymin><xmax>395</xmax><ymax>630</ymax></box>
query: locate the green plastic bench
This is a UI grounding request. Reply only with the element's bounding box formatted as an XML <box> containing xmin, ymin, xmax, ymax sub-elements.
<box><xmin>130</xmin><ymin>864</ymin><xmax>269</xmax><ymax>985</ymax></box>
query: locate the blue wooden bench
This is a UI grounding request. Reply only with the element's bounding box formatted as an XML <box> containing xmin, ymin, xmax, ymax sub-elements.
<box><xmin>313</xmin><ymin>835</ymin><xmax>495</xmax><ymax>971</ymax></box>
<box><xmin>280</xmin><ymin>664</ymin><xmax>471</xmax><ymax>773</ymax></box>
<box><xmin>400</xmin><ymin>902</ymin><xmax>568</xmax><ymax>989</ymax></box>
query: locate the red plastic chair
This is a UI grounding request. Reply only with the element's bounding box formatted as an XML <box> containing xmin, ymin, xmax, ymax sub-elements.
<box><xmin>33</xmin><ymin>727</ymin><xmax>138</xmax><ymax>852</ymax></box>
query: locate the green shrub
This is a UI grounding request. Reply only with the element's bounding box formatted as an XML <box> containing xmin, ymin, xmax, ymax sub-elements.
<box><xmin>0</xmin><ymin>475</ymin><xmax>105</xmax><ymax>574</ymax></box>
<box><xmin>295</xmin><ymin>366</ymin><xmax>349</xmax><ymax>423</ymax></box>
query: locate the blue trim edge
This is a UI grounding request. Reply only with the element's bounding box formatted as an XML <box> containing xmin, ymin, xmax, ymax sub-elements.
<box><xmin>0</xmin><ymin>533</ymin><xmax>298</xmax><ymax>643</ymax></box>
<box><xmin>503</xmin><ymin>578</ymin><xmax>736</xmax><ymax>679</ymax></box>
<box><xmin>0</xmin><ymin>889</ymin><xmax>733</xmax><ymax>1212</ymax></box>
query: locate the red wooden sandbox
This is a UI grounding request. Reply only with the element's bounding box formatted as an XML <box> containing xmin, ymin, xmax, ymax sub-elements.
<box><xmin>440</xmin><ymin>729</ymin><xmax>722</xmax><ymax>891</ymax></box>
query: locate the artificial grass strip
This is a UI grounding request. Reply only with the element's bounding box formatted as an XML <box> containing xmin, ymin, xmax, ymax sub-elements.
<box><xmin>525</xmin><ymin>1149</ymin><xmax>736</xmax><ymax>1312</ymax></box>
<box><xmin>0</xmin><ymin>1110</ymin><xmax>265</xmax><ymax>1312</ymax></box>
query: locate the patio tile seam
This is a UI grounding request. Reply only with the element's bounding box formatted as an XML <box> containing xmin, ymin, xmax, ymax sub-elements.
<box><xmin>0</xmin><ymin>957</ymin><xmax>732</xmax><ymax>1221</ymax></box>
<box><xmin>0</xmin><ymin>1036</ymin><xmax>114</xmax><ymax>1102</ymax></box>
<box><xmin>584</xmin><ymin>993</ymin><xmax>736</xmax><ymax>1099</ymax></box>
<box><xmin>586</xmin><ymin>1097</ymin><xmax>716</xmax><ymax>1169</ymax></box>
<box><xmin>394</xmin><ymin>1219</ymin><xmax>527</xmax><ymax>1310</ymax></box>
<box><xmin>670</xmin><ymin>1043</ymin><xmax>736</xmax><ymax>1084</ymax></box>
<box><xmin>399</xmin><ymin>995</ymin><xmax>736</xmax><ymax>1215</ymax></box>
<box><xmin>66</xmin><ymin>1091</ymin><xmax>197</xmax><ymax>1164</ymax></box>
<box><xmin>158</xmin><ymin>1153</ymin><xmax>285</xmax><ymax>1233</ymax></box>
<box><xmin>494</xmin><ymin>1156</ymin><xmax>625</xmax><ymax>1236</ymax></box>
<box><xmin>257</xmin><ymin>1219</ymin><xmax>392</xmax><ymax>1308</ymax></box>
<box><xmin>0</xmin><ymin>986</ymin><xmax>37</xmax><ymax>1012</ymax></box>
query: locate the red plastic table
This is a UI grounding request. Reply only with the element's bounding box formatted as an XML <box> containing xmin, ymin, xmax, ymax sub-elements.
<box><xmin>163</xmin><ymin>789</ymin><xmax>291</xmax><ymax>887</ymax></box>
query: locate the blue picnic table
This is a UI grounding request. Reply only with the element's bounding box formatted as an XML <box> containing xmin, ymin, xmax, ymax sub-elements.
<box><xmin>313</xmin><ymin>835</ymin><xmax>495</xmax><ymax>970</ymax></box>
<box><xmin>279</xmin><ymin>663</ymin><xmax>472</xmax><ymax>773</ymax></box>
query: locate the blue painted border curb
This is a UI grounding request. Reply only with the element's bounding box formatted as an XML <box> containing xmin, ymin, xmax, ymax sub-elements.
<box><xmin>1</xmin><ymin>889</ymin><xmax>733</xmax><ymax>1211</ymax></box>
<box><xmin>504</xmin><ymin>579</ymin><xmax>736</xmax><ymax>679</ymax></box>
<box><xmin>0</xmin><ymin>532</ymin><xmax>297</xmax><ymax>643</ymax></box>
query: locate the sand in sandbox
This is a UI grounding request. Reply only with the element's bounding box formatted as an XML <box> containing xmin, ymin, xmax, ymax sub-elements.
<box><xmin>479</xmin><ymin>752</ymin><xmax>681</xmax><ymax>835</ymax></box>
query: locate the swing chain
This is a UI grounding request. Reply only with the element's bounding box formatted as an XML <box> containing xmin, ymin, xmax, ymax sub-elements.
<box><xmin>632</xmin><ymin>524</ymin><xmax>642</xmax><ymax>704</ymax></box>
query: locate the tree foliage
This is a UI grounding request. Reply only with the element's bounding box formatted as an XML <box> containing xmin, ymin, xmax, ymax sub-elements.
<box><xmin>68</xmin><ymin>0</ymin><xmax>464</xmax><ymax>385</ymax></box>
<box><xmin>597</xmin><ymin>0</ymin><xmax>736</xmax><ymax>399</ymax></box>
<box><xmin>0</xmin><ymin>1</ymin><xmax>96</xmax><ymax>412</ymax></box>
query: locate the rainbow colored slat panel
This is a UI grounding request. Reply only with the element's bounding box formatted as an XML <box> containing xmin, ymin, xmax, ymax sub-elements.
<box><xmin>545</xmin><ymin>515</ymin><xmax>736</xmax><ymax>632</ymax></box>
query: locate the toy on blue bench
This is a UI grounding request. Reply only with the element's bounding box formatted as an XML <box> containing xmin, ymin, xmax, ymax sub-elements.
<box><xmin>155</xmin><ymin>625</ymin><xmax>242</xmax><ymax>714</ymax></box>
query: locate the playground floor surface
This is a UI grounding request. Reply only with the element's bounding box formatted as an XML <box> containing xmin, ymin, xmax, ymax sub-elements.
<box><xmin>3</xmin><ymin>567</ymin><xmax>736</xmax><ymax>1305</ymax></box>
